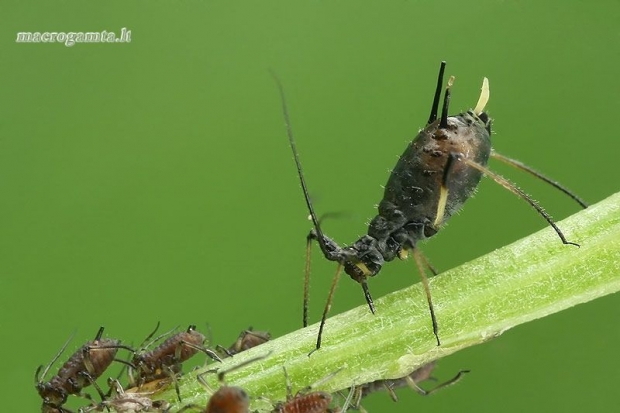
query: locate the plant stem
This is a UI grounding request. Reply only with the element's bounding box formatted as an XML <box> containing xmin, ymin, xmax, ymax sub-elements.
<box><xmin>158</xmin><ymin>192</ymin><xmax>620</xmax><ymax>412</ymax></box>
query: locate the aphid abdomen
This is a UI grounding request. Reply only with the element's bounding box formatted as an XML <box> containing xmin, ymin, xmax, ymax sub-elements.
<box><xmin>175</xmin><ymin>329</ymin><xmax>205</xmax><ymax>361</ymax></box>
<box><xmin>370</xmin><ymin>112</ymin><xmax>491</xmax><ymax>245</ymax></box>
<box><xmin>50</xmin><ymin>338</ymin><xmax>120</xmax><ymax>395</ymax></box>
<box><xmin>134</xmin><ymin>326</ymin><xmax>206</xmax><ymax>383</ymax></box>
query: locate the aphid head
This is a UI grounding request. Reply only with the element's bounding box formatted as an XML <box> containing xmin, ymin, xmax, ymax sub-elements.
<box><xmin>36</xmin><ymin>382</ymin><xmax>67</xmax><ymax>410</ymax></box>
<box><xmin>342</xmin><ymin>240</ymin><xmax>386</xmax><ymax>314</ymax></box>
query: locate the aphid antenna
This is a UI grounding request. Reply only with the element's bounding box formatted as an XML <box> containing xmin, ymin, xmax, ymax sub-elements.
<box><xmin>142</xmin><ymin>323</ymin><xmax>180</xmax><ymax>351</ymax></box>
<box><xmin>270</xmin><ymin>70</ymin><xmax>333</xmax><ymax>255</ymax></box>
<box><xmin>35</xmin><ymin>331</ymin><xmax>76</xmax><ymax>383</ymax></box>
<box><xmin>271</xmin><ymin>70</ymin><xmax>352</xmax><ymax>347</ymax></box>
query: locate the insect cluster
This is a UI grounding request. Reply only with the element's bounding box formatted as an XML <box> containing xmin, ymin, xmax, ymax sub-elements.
<box><xmin>35</xmin><ymin>324</ymin><xmax>458</xmax><ymax>413</ymax></box>
<box><xmin>35</xmin><ymin>61</ymin><xmax>587</xmax><ymax>413</ymax></box>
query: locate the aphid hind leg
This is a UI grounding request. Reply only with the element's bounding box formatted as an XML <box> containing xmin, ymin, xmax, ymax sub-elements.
<box><xmin>309</xmin><ymin>263</ymin><xmax>344</xmax><ymax>356</ymax></box>
<box><xmin>177</xmin><ymin>340</ymin><xmax>223</xmax><ymax>363</ymax></box>
<box><xmin>382</xmin><ymin>382</ymin><xmax>399</xmax><ymax>402</ymax></box>
<box><xmin>163</xmin><ymin>364</ymin><xmax>182</xmax><ymax>402</ymax></box>
<box><xmin>303</xmin><ymin>231</ymin><xmax>313</xmax><ymax>328</ymax></box>
<box><xmin>75</xmin><ymin>369</ymin><xmax>108</xmax><ymax>403</ymax></box>
<box><xmin>405</xmin><ymin>368</ymin><xmax>470</xmax><ymax>396</ymax></box>
<box><xmin>455</xmin><ymin>154</ymin><xmax>580</xmax><ymax>247</ymax></box>
<box><xmin>412</xmin><ymin>249</ymin><xmax>440</xmax><ymax>346</ymax></box>
<box><xmin>345</xmin><ymin>387</ymin><xmax>369</xmax><ymax>413</ymax></box>
<box><xmin>490</xmin><ymin>151</ymin><xmax>588</xmax><ymax>209</ymax></box>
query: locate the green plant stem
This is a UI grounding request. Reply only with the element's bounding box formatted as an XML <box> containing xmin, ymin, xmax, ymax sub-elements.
<box><xmin>159</xmin><ymin>192</ymin><xmax>620</xmax><ymax>412</ymax></box>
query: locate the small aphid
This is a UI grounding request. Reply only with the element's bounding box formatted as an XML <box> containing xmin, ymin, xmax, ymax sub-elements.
<box><xmin>129</xmin><ymin>324</ymin><xmax>221</xmax><ymax>401</ymax></box>
<box><xmin>217</xmin><ymin>328</ymin><xmax>271</xmax><ymax>358</ymax></box>
<box><xmin>35</xmin><ymin>327</ymin><xmax>133</xmax><ymax>413</ymax></box>
<box><xmin>273</xmin><ymin>367</ymin><xmax>344</xmax><ymax>413</ymax></box>
<box><xmin>352</xmin><ymin>361</ymin><xmax>468</xmax><ymax>408</ymax></box>
<box><xmin>176</xmin><ymin>354</ymin><xmax>269</xmax><ymax>413</ymax></box>
<box><xmin>78</xmin><ymin>378</ymin><xmax>170</xmax><ymax>413</ymax></box>
<box><xmin>273</xmin><ymin>62</ymin><xmax>587</xmax><ymax>352</ymax></box>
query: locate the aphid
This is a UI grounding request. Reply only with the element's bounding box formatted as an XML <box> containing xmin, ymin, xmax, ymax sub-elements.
<box><xmin>35</xmin><ymin>327</ymin><xmax>133</xmax><ymax>413</ymax></box>
<box><xmin>273</xmin><ymin>367</ymin><xmax>349</xmax><ymax>413</ymax></box>
<box><xmin>351</xmin><ymin>361</ymin><xmax>468</xmax><ymax>409</ymax></box>
<box><xmin>78</xmin><ymin>378</ymin><xmax>170</xmax><ymax>412</ymax></box>
<box><xmin>217</xmin><ymin>328</ymin><xmax>271</xmax><ymax>358</ymax></box>
<box><xmin>129</xmin><ymin>324</ymin><xmax>222</xmax><ymax>401</ymax></box>
<box><xmin>273</xmin><ymin>62</ymin><xmax>586</xmax><ymax>351</ymax></box>
<box><xmin>176</xmin><ymin>354</ymin><xmax>269</xmax><ymax>413</ymax></box>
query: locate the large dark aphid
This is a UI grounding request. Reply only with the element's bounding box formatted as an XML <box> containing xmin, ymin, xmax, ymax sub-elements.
<box><xmin>35</xmin><ymin>327</ymin><xmax>132</xmax><ymax>413</ymax></box>
<box><xmin>129</xmin><ymin>324</ymin><xmax>221</xmax><ymax>401</ymax></box>
<box><xmin>274</xmin><ymin>61</ymin><xmax>586</xmax><ymax>352</ymax></box>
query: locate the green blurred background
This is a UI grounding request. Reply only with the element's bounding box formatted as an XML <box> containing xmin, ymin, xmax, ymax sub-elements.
<box><xmin>1</xmin><ymin>1</ymin><xmax>619</xmax><ymax>412</ymax></box>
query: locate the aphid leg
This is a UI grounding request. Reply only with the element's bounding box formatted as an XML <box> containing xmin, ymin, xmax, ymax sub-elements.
<box><xmin>433</xmin><ymin>132</ymin><xmax>460</xmax><ymax>229</ymax></box>
<box><xmin>405</xmin><ymin>369</ymin><xmax>470</xmax><ymax>396</ymax></box>
<box><xmin>81</xmin><ymin>372</ymin><xmax>108</xmax><ymax>402</ymax></box>
<box><xmin>176</xmin><ymin>403</ymin><xmax>203</xmax><ymax>413</ymax></box>
<box><xmin>456</xmin><ymin>154</ymin><xmax>580</xmax><ymax>247</ymax></box>
<box><xmin>382</xmin><ymin>381</ymin><xmax>399</xmax><ymax>402</ymax></box>
<box><xmin>419</xmin><ymin>252</ymin><xmax>438</xmax><ymax>276</ymax></box>
<box><xmin>309</xmin><ymin>263</ymin><xmax>344</xmax><ymax>355</ymax></box>
<box><xmin>412</xmin><ymin>248</ymin><xmax>440</xmax><ymax>346</ymax></box>
<box><xmin>179</xmin><ymin>340</ymin><xmax>223</xmax><ymax>363</ymax></box>
<box><xmin>339</xmin><ymin>385</ymin><xmax>356</xmax><ymax>413</ymax></box>
<box><xmin>163</xmin><ymin>364</ymin><xmax>182</xmax><ymax>402</ymax></box>
<box><xmin>283</xmin><ymin>366</ymin><xmax>294</xmax><ymax>401</ymax></box>
<box><xmin>216</xmin><ymin>344</ymin><xmax>235</xmax><ymax>358</ymax></box>
<box><xmin>490</xmin><ymin>151</ymin><xmax>588</xmax><ymax>209</ymax></box>
<box><xmin>304</xmin><ymin>231</ymin><xmax>314</xmax><ymax>327</ymax></box>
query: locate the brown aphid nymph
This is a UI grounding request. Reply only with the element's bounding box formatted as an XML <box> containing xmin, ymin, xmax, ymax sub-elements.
<box><xmin>129</xmin><ymin>324</ymin><xmax>221</xmax><ymax>401</ymax></box>
<box><xmin>35</xmin><ymin>327</ymin><xmax>130</xmax><ymax>412</ymax></box>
